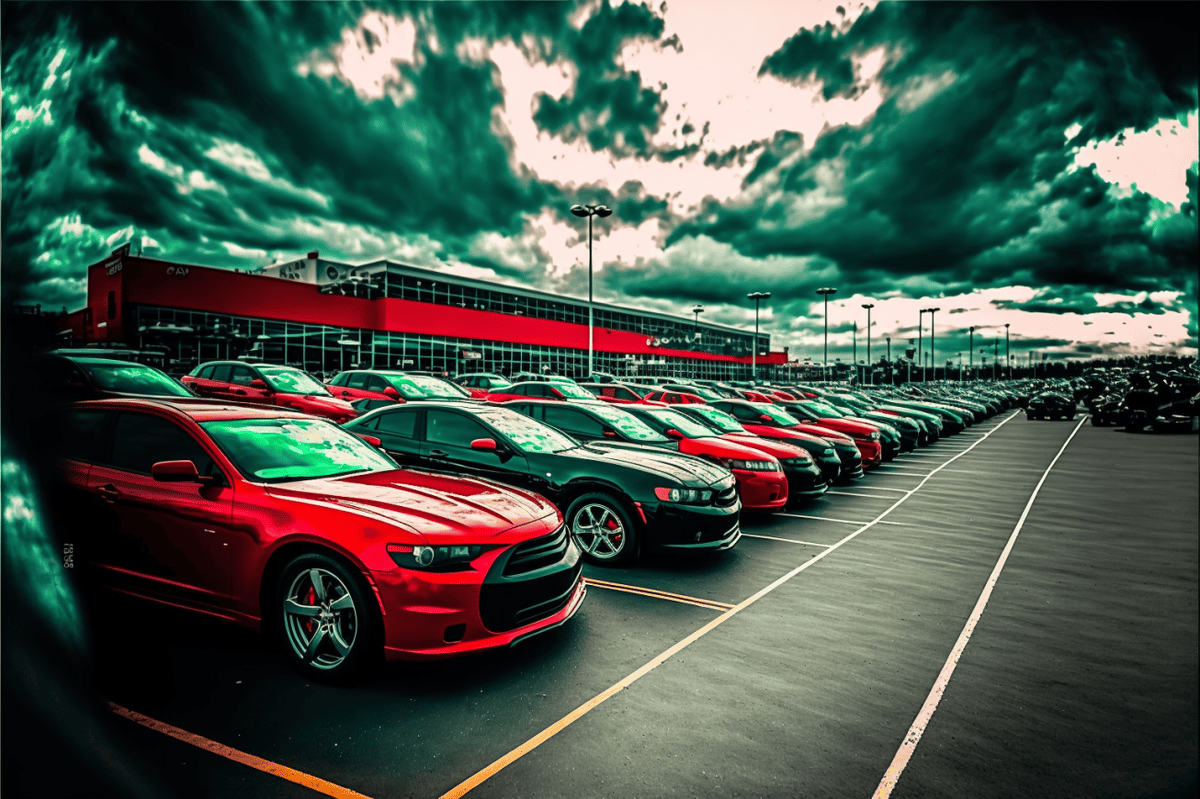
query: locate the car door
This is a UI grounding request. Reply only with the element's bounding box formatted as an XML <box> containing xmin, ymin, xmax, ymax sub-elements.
<box><xmin>194</xmin><ymin>363</ymin><xmax>235</xmax><ymax>399</ymax></box>
<box><xmin>228</xmin><ymin>365</ymin><xmax>273</xmax><ymax>405</ymax></box>
<box><xmin>328</xmin><ymin>371</ymin><xmax>361</xmax><ymax>401</ymax></box>
<box><xmin>86</xmin><ymin>410</ymin><xmax>235</xmax><ymax>610</ymax></box>
<box><xmin>421</xmin><ymin>408</ymin><xmax>530</xmax><ymax>487</ymax></box>
<box><xmin>43</xmin><ymin>407</ymin><xmax>112</xmax><ymax>567</ymax></box>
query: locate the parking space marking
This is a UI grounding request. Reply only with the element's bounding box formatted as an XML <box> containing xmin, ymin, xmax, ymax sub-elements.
<box><xmin>584</xmin><ymin>578</ymin><xmax>734</xmax><ymax>612</ymax></box>
<box><xmin>778</xmin><ymin>513</ymin><xmax>910</xmax><ymax>526</ymax></box>
<box><xmin>849</xmin><ymin>487</ymin><xmax>913</xmax><ymax>493</ymax></box>
<box><xmin>871</xmin><ymin>414</ymin><xmax>1089</xmax><ymax>799</ymax></box>
<box><xmin>109</xmin><ymin>702</ymin><xmax>373</xmax><ymax>799</ymax></box>
<box><xmin>440</xmin><ymin>411</ymin><xmax>1020</xmax><ymax>799</ymax></box>
<box><xmin>827</xmin><ymin>491</ymin><xmax>897</xmax><ymax>499</ymax></box>
<box><xmin>872</xmin><ymin>469</ymin><xmax>928</xmax><ymax>476</ymax></box>
<box><xmin>742</xmin><ymin>533</ymin><xmax>833</xmax><ymax>547</ymax></box>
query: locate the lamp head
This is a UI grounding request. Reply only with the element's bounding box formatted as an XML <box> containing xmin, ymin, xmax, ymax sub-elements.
<box><xmin>570</xmin><ymin>205</ymin><xmax>589</xmax><ymax>217</ymax></box>
<box><xmin>594</xmin><ymin>205</ymin><xmax>613</xmax><ymax>217</ymax></box>
<box><xmin>862</xmin><ymin>303</ymin><xmax>874</xmax><ymax>310</ymax></box>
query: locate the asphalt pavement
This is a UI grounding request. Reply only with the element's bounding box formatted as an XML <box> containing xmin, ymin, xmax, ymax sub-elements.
<box><xmin>11</xmin><ymin>410</ymin><xmax>1197</xmax><ymax>799</ymax></box>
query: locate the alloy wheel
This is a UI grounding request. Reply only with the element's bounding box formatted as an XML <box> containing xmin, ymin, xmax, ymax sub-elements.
<box><xmin>571</xmin><ymin>503</ymin><xmax>626</xmax><ymax>561</ymax></box>
<box><xmin>282</xmin><ymin>567</ymin><xmax>359</xmax><ymax>671</ymax></box>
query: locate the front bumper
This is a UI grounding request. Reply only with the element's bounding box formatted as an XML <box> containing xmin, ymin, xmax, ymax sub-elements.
<box><xmin>783</xmin><ymin>462</ymin><xmax>829</xmax><ymax>502</ymax></box>
<box><xmin>856</xmin><ymin>440</ymin><xmax>883</xmax><ymax>467</ymax></box>
<box><xmin>733</xmin><ymin>468</ymin><xmax>789</xmax><ymax>510</ymax></box>
<box><xmin>641</xmin><ymin>500</ymin><xmax>742</xmax><ymax>552</ymax></box>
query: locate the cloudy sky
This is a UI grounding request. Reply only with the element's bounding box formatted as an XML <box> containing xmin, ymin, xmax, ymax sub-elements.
<box><xmin>3</xmin><ymin>1</ymin><xmax>1196</xmax><ymax>365</ymax></box>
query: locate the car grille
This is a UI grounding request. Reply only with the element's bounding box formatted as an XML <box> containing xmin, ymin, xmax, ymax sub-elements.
<box><xmin>503</xmin><ymin>524</ymin><xmax>569</xmax><ymax>577</ymax></box>
<box><xmin>479</xmin><ymin>558</ymin><xmax>582</xmax><ymax>633</ymax></box>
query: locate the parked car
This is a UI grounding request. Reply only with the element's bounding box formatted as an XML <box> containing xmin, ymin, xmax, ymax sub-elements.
<box><xmin>780</xmin><ymin>400</ymin><xmax>899</xmax><ymax>461</ymax></box>
<box><xmin>42</xmin><ymin>398</ymin><xmax>585</xmax><ymax>679</ymax></box>
<box><xmin>342</xmin><ymin>401</ymin><xmax>741</xmax><ymax>565</ymax></box>
<box><xmin>643</xmin><ymin>389</ymin><xmax>708</xmax><ymax>405</ymax></box>
<box><xmin>455</xmin><ymin>373</ymin><xmax>515</xmax><ymax>399</ymax></box>
<box><xmin>1026</xmin><ymin>392</ymin><xmax>1077</xmax><ymax>421</ymax></box>
<box><xmin>508</xmin><ymin>399</ymin><xmax>792</xmax><ymax>511</ymax></box>
<box><xmin>707</xmin><ymin>400</ymin><xmax>866</xmax><ymax>480</ymax></box>
<box><xmin>623</xmin><ymin>404</ymin><xmax>828</xmax><ymax>504</ymax></box>
<box><xmin>511</xmin><ymin>372</ymin><xmax>578</xmax><ymax>383</ymax></box>
<box><xmin>578</xmin><ymin>382</ymin><xmax>665</xmax><ymax>405</ymax></box>
<box><xmin>325</xmin><ymin>370</ymin><xmax>406</xmax><ymax>404</ymax></box>
<box><xmin>486</xmin><ymin>380</ymin><xmax>600</xmax><ymax>403</ymax></box>
<box><xmin>36</xmin><ymin>354</ymin><xmax>197</xmax><ymax>404</ymax></box>
<box><xmin>332</xmin><ymin>370</ymin><xmax>474</xmax><ymax>403</ymax></box>
<box><xmin>182</xmin><ymin>361</ymin><xmax>358</xmax><ymax>422</ymax></box>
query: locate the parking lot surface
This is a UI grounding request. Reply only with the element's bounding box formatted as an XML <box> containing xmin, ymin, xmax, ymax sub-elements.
<box><xmin>39</xmin><ymin>412</ymin><xmax>1200</xmax><ymax>798</ymax></box>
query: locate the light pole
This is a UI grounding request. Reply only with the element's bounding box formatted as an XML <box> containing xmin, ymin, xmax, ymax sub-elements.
<box><xmin>886</xmin><ymin>335</ymin><xmax>892</xmax><ymax>384</ymax></box>
<box><xmin>816</xmin><ymin>287</ymin><xmax>837</xmax><ymax>381</ymax></box>
<box><xmin>852</xmin><ymin>321</ymin><xmax>857</xmax><ymax>384</ymax></box>
<box><xmin>570</xmin><ymin>203</ymin><xmax>613</xmax><ymax>378</ymax></box>
<box><xmin>1005</xmin><ymin>323</ymin><xmax>1010</xmax><ymax>379</ymax></box>
<box><xmin>747</xmin><ymin>292</ymin><xmax>771</xmax><ymax>380</ymax></box>
<box><xmin>917</xmin><ymin>309</ymin><xmax>927</xmax><ymax>381</ymax></box>
<box><xmin>969</xmin><ymin>326</ymin><xmax>975</xmax><ymax>380</ymax></box>
<box><xmin>861</xmin><ymin>303</ymin><xmax>874</xmax><ymax>385</ymax></box>
<box><xmin>994</xmin><ymin>336</ymin><xmax>999</xmax><ymax>381</ymax></box>
<box><xmin>924</xmin><ymin>307</ymin><xmax>940</xmax><ymax>382</ymax></box>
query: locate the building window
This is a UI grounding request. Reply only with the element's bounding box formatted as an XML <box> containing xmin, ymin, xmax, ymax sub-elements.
<box><xmin>107</xmin><ymin>291</ymin><xmax>116</xmax><ymax>320</ymax></box>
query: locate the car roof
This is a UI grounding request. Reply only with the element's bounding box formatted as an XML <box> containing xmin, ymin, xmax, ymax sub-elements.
<box><xmin>69</xmin><ymin>397</ymin><xmax>309</xmax><ymax>422</ymax></box>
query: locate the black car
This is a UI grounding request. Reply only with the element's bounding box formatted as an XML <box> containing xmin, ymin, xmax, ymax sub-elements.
<box><xmin>35</xmin><ymin>354</ymin><xmax>197</xmax><ymax>405</ymax></box>
<box><xmin>1026</xmin><ymin>392</ymin><xmax>1077</xmax><ymax>421</ymax></box>
<box><xmin>343</xmin><ymin>402</ymin><xmax>740</xmax><ymax>565</ymax></box>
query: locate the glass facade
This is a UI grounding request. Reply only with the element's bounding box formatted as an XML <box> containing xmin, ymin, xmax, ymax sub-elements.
<box><xmin>133</xmin><ymin>305</ymin><xmax>763</xmax><ymax>382</ymax></box>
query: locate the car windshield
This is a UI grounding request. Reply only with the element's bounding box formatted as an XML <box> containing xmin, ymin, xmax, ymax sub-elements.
<box><xmin>201</xmin><ymin>417</ymin><xmax>396</xmax><ymax>483</ymax></box>
<box><xmin>483</xmin><ymin>409</ymin><xmax>579</xmax><ymax>454</ymax></box>
<box><xmin>687</xmin><ymin>406</ymin><xmax>746</xmax><ymax>433</ymax></box>
<box><xmin>260</xmin><ymin>367</ymin><xmax>332</xmax><ymax>396</ymax></box>
<box><xmin>805</xmin><ymin>402</ymin><xmax>844</xmax><ymax>417</ymax></box>
<box><xmin>550</xmin><ymin>382</ymin><xmax>596</xmax><ymax>400</ymax></box>
<box><xmin>671</xmin><ymin>385</ymin><xmax>720</xmax><ymax>400</ymax></box>
<box><xmin>486</xmin><ymin>376</ymin><xmax>513</xmax><ymax>389</ymax></box>
<box><xmin>756</xmin><ymin>404</ymin><xmax>802</xmax><ymax>426</ymax></box>
<box><xmin>78</xmin><ymin>361</ymin><xmax>193</xmax><ymax>397</ymax></box>
<box><xmin>586</xmin><ymin>403</ymin><xmax>668</xmax><ymax>442</ymax></box>
<box><xmin>645</xmin><ymin>408</ymin><xmax>716</xmax><ymax>438</ymax></box>
<box><xmin>384</xmin><ymin>374</ymin><xmax>467</xmax><ymax>399</ymax></box>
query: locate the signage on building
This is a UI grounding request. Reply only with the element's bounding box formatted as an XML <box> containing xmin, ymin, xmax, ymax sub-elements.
<box><xmin>166</xmin><ymin>266</ymin><xmax>190</xmax><ymax>278</ymax></box>
<box><xmin>106</xmin><ymin>258</ymin><xmax>122</xmax><ymax>276</ymax></box>
<box><xmin>460</xmin><ymin>350</ymin><xmax>482</xmax><ymax>359</ymax></box>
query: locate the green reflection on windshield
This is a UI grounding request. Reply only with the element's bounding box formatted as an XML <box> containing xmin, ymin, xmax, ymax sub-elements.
<box><xmin>484</xmin><ymin>410</ymin><xmax>578</xmax><ymax>453</ymax></box>
<box><xmin>201</xmin><ymin>418</ymin><xmax>395</xmax><ymax>482</ymax></box>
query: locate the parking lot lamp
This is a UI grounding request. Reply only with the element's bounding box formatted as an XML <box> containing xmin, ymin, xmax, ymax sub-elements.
<box><xmin>746</xmin><ymin>292</ymin><xmax>771</xmax><ymax>380</ymax></box>
<box><xmin>1005</xmin><ymin>323</ymin><xmax>1011</xmax><ymax>379</ymax></box>
<box><xmin>969</xmin><ymin>327</ymin><xmax>975</xmax><ymax>379</ymax></box>
<box><xmin>925</xmin><ymin>307</ymin><xmax>940</xmax><ymax>381</ymax></box>
<box><xmin>570</xmin><ymin>203</ymin><xmax>613</xmax><ymax>378</ymax></box>
<box><xmin>861</xmin><ymin>304</ymin><xmax>874</xmax><ymax>385</ymax></box>
<box><xmin>816</xmin><ymin>288</ymin><xmax>837</xmax><ymax>381</ymax></box>
<box><xmin>918</xmin><ymin>309</ymin><xmax>927</xmax><ymax>381</ymax></box>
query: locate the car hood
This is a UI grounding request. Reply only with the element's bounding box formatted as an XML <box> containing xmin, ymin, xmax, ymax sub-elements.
<box><xmin>719</xmin><ymin>434</ymin><xmax>807</xmax><ymax>460</ymax></box>
<box><xmin>565</xmin><ymin>443</ymin><xmax>731</xmax><ymax>487</ymax></box>
<box><xmin>281</xmin><ymin>393</ymin><xmax>356</xmax><ymax>413</ymax></box>
<box><xmin>265</xmin><ymin>468</ymin><xmax>557</xmax><ymax>537</ymax></box>
<box><xmin>679</xmin><ymin>436</ymin><xmax>779</xmax><ymax>462</ymax></box>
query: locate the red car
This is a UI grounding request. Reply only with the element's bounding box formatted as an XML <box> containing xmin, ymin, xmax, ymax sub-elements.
<box><xmin>486</xmin><ymin>380</ymin><xmax>600</xmax><ymax>403</ymax></box>
<box><xmin>643</xmin><ymin>389</ymin><xmax>707</xmax><ymax>405</ymax></box>
<box><xmin>710</xmin><ymin>399</ymin><xmax>879</xmax><ymax>471</ymax></box>
<box><xmin>737</xmin><ymin>389</ymin><xmax>777</xmax><ymax>403</ymax></box>
<box><xmin>325</xmin><ymin>370</ymin><xmax>406</xmax><ymax>404</ymax></box>
<box><xmin>578</xmin><ymin>382</ymin><xmax>666</xmax><ymax>406</ymax></box>
<box><xmin>45</xmin><ymin>398</ymin><xmax>585</xmax><ymax>680</ymax></box>
<box><xmin>183</xmin><ymin>361</ymin><xmax>358</xmax><ymax>423</ymax></box>
<box><xmin>772</xmin><ymin>401</ymin><xmax>885</xmax><ymax>466</ymax></box>
<box><xmin>624</xmin><ymin>405</ymin><xmax>831</xmax><ymax>505</ymax></box>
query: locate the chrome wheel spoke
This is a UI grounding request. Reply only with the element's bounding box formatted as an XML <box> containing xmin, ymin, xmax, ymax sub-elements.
<box><xmin>308</xmin><ymin>569</ymin><xmax>327</xmax><ymax>601</ymax></box>
<box><xmin>328</xmin><ymin>626</ymin><xmax>352</xmax><ymax>656</ymax></box>
<box><xmin>284</xmin><ymin>598</ymin><xmax>321</xmax><ymax>618</ymax></box>
<box><xmin>302</xmin><ymin>626</ymin><xmax>327</xmax><ymax>663</ymax></box>
<box><xmin>329</xmin><ymin>593</ymin><xmax>355</xmax><ymax>612</ymax></box>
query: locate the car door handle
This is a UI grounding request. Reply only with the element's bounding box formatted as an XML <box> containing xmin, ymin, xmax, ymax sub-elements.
<box><xmin>96</xmin><ymin>484</ymin><xmax>120</xmax><ymax>502</ymax></box>
<box><xmin>428</xmin><ymin>449</ymin><xmax>448</xmax><ymax>458</ymax></box>
<box><xmin>233</xmin><ymin>389</ymin><xmax>247</xmax><ymax>395</ymax></box>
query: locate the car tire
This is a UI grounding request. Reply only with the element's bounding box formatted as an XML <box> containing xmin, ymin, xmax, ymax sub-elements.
<box><xmin>275</xmin><ymin>552</ymin><xmax>380</xmax><ymax>683</ymax></box>
<box><xmin>566</xmin><ymin>492</ymin><xmax>638</xmax><ymax>566</ymax></box>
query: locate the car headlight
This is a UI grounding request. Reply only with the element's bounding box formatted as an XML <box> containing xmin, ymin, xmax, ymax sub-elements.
<box><xmin>386</xmin><ymin>543</ymin><xmax>489</xmax><ymax>571</ymax></box>
<box><xmin>782</xmin><ymin>457</ymin><xmax>812</xmax><ymax>468</ymax></box>
<box><xmin>722</xmin><ymin>458</ymin><xmax>779</xmax><ymax>471</ymax></box>
<box><xmin>822</xmin><ymin>447</ymin><xmax>836</xmax><ymax>456</ymax></box>
<box><xmin>653</xmin><ymin>486</ymin><xmax>713</xmax><ymax>503</ymax></box>
<box><xmin>865</xmin><ymin>431</ymin><xmax>880</xmax><ymax>440</ymax></box>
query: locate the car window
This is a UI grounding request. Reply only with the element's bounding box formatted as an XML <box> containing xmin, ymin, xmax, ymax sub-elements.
<box><xmin>76</xmin><ymin>361</ymin><xmax>194</xmax><ymax>397</ymax></box>
<box><xmin>727</xmin><ymin>403</ymin><xmax>759</xmax><ymax>421</ymax></box>
<box><xmin>758</xmin><ymin>404</ymin><xmax>801</xmax><ymax>426</ymax></box>
<box><xmin>376</xmin><ymin>410</ymin><xmax>418</xmax><ymax>439</ymax></box>
<box><xmin>686</xmin><ymin>406</ymin><xmax>745</xmax><ymax>433</ymax></box>
<box><xmin>197</xmin><ymin>365</ymin><xmax>214</xmax><ymax>379</ymax></box>
<box><xmin>328</xmin><ymin>373</ymin><xmax>346</xmax><ymax>387</ymax></box>
<box><xmin>585</xmin><ymin>404</ymin><xmax>668</xmax><ymax>442</ymax></box>
<box><xmin>543</xmin><ymin>406</ymin><xmax>605</xmax><ymax>437</ymax></box>
<box><xmin>646</xmin><ymin>409</ymin><xmax>714</xmax><ymax>438</ymax></box>
<box><xmin>515</xmin><ymin>384</ymin><xmax>542</xmax><ymax>397</ymax></box>
<box><xmin>210</xmin><ymin>364</ymin><xmax>232</xmax><ymax>383</ymax></box>
<box><xmin>482</xmin><ymin>409</ymin><xmax>578</xmax><ymax>454</ymax></box>
<box><xmin>425</xmin><ymin>410</ymin><xmax>491</xmax><ymax>447</ymax></box>
<box><xmin>346</xmin><ymin>372</ymin><xmax>368</xmax><ymax>389</ymax></box>
<box><xmin>260</xmin><ymin>367</ymin><xmax>332</xmax><ymax>396</ymax></box>
<box><xmin>201</xmin><ymin>417</ymin><xmax>395</xmax><ymax>483</ymax></box>
<box><xmin>108</xmin><ymin>413</ymin><xmax>217</xmax><ymax>476</ymax></box>
<box><xmin>548</xmin><ymin>382</ymin><xmax>595</xmax><ymax>400</ymax></box>
<box><xmin>230</xmin><ymin>365</ymin><xmax>256</xmax><ymax>386</ymax></box>
<box><xmin>47</xmin><ymin>408</ymin><xmax>109</xmax><ymax>462</ymax></box>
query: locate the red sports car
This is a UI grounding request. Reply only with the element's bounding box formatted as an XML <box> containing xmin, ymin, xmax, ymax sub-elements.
<box><xmin>183</xmin><ymin>362</ymin><xmax>358</xmax><ymax>423</ymax></box>
<box><xmin>45</xmin><ymin>398</ymin><xmax>585</xmax><ymax>680</ymax></box>
<box><xmin>325</xmin><ymin>370</ymin><xmax>407</xmax><ymax>404</ymax></box>
<box><xmin>643</xmin><ymin>389</ymin><xmax>707</xmax><ymax>405</ymax></box>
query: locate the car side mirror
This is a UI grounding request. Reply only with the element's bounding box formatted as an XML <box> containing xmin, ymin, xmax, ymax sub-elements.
<box><xmin>250</xmin><ymin>379</ymin><xmax>270</xmax><ymax>390</ymax></box>
<box><xmin>664</xmin><ymin>428</ymin><xmax>684</xmax><ymax>440</ymax></box>
<box><xmin>383</xmin><ymin>386</ymin><xmax>400</xmax><ymax>399</ymax></box>
<box><xmin>470</xmin><ymin>438</ymin><xmax>498</xmax><ymax>451</ymax></box>
<box><xmin>603</xmin><ymin>429</ymin><xmax>618</xmax><ymax>438</ymax></box>
<box><xmin>357</xmin><ymin>434</ymin><xmax>383</xmax><ymax>448</ymax></box>
<box><xmin>151</xmin><ymin>460</ymin><xmax>211</xmax><ymax>483</ymax></box>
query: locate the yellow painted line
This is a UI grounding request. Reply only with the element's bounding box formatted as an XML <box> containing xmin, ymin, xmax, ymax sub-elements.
<box><xmin>440</xmin><ymin>411</ymin><xmax>1021</xmax><ymax>799</ymax></box>
<box><xmin>109</xmin><ymin>703</ymin><xmax>373</xmax><ymax>799</ymax></box>
<box><xmin>741</xmin><ymin>533</ymin><xmax>832</xmax><ymax>547</ymax></box>
<box><xmin>584</xmin><ymin>578</ymin><xmax>734</xmax><ymax>612</ymax></box>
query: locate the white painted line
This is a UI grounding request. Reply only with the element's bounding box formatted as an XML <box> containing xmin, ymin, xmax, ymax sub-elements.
<box><xmin>873</xmin><ymin>470</ymin><xmax>928</xmax><ymax>476</ymax></box>
<box><xmin>742</xmin><ymin>533</ymin><xmax>832</xmax><ymax>547</ymax></box>
<box><xmin>778</xmin><ymin>513</ymin><xmax>910</xmax><ymax>526</ymax></box>
<box><xmin>871</xmin><ymin>414</ymin><xmax>1089</xmax><ymax>799</ymax></box>
<box><xmin>939</xmin><ymin>469</ymin><xmax>983</xmax><ymax>474</ymax></box>
<box><xmin>828</xmin><ymin>491</ymin><xmax>896</xmax><ymax>499</ymax></box>
<box><xmin>440</xmin><ymin>411</ymin><xmax>1020</xmax><ymax>799</ymax></box>
<box><xmin>852</xmin><ymin>487</ymin><xmax>912</xmax><ymax>493</ymax></box>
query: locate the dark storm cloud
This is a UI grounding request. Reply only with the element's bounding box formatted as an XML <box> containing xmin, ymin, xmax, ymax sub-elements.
<box><xmin>645</xmin><ymin>1</ymin><xmax>1198</xmax><ymax>309</ymax></box>
<box><xmin>531</xmin><ymin>0</ymin><xmax>669</xmax><ymax>159</ymax></box>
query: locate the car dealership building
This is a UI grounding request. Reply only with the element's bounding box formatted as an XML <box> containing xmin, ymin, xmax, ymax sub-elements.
<box><xmin>57</xmin><ymin>247</ymin><xmax>789</xmax><ymax>380</ymax></box>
